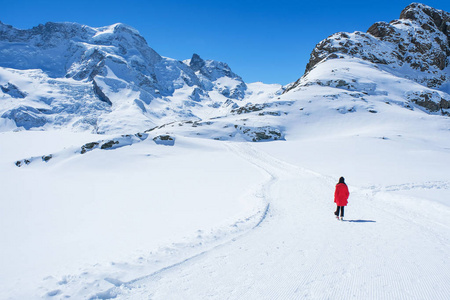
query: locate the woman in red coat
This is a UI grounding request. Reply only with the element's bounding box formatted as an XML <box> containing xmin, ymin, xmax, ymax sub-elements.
<box><xmin>334</xmin><ymin>177</ymin><xmax>349</xmax><ymax>220</ymax></box>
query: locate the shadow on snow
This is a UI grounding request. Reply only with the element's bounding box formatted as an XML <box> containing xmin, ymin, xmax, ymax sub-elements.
<box><xmin>344</xmin><ymin>219</ymin><xmax>376</xmax><ymax>223</ymax></box>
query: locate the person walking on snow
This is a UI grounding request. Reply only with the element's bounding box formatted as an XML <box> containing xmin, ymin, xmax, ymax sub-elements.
<box><xmin>334</xmin><ymin>177</ymin><xmax>349</xmax><ymax>220</ymax></box>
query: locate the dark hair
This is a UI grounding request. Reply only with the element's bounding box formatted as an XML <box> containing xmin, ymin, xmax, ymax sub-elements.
<box><xmin>339</xmin><ymin>177</ymin><xmax>345</xmax><ymax>184</ymax></box>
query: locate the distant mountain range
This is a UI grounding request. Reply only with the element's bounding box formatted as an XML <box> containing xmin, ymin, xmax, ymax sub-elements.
<box><xmin>0</xmin><ymin>21</ymin><xmax>251</xmax><ymax>133</ymax></box>
<box><xmin>1</xmin><ymin>2</ymin><xmax>449</xmax><ymax>137</ymax></box>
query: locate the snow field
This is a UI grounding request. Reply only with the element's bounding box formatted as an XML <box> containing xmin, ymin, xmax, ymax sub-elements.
<box><xmin>74</xmin><ymin>93</ymin><xmax>450</xmax><ymax>299</ymax></box>
<box><xmin>2</xmin><ymin>85</ymin><xmax>450</xmax><ymax>299</ymax></box>
<box><xmin>100</xmin><ymin>143</ymin><xmax>450</xmax><ymax>299</ymax></box>
<box><xmin>0</xmin><ymin>132</ymin><xmax>268</xmax><ymax>299</ymax></box>
<box><xmin>2</xmin><ymin>70</ymin><xmax>450</xmax><ymax>298</ymax></box>
<box><xmin>1</xmin><ymin>115</ymin><xmax>450</xmax><ymax>299</ymax></box>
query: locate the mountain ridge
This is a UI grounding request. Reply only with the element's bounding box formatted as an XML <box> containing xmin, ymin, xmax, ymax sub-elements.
<box><xmin>288</xmin><ymin>3</ymin><xmax>450</xmax><ymax>92</ymax></box>
<box><xmin>283</xmin><ymin>2</ymin><xmax>450</xmax><ymax>114</ymax></box>
<box><xmin>0</xmin><ymin>21</ymin><xmax>251</xmax><ymax>133</ymax></box>
<box><xmin>1</xmin><ymin>3</ymin><xmax>450</xmax><ymax>136</ymax></box>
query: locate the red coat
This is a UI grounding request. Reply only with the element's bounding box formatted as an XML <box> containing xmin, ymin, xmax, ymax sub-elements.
<box><xmin>334</xmin><ymin>183</ymin><xmax>349</xmax><ymax>206</ymax></box>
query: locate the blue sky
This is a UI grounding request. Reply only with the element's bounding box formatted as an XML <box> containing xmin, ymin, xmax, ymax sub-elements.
<box><xmin>2</xmin><ymin>0</ymin><xmax>450</xmax><ymax>85</ymax></box>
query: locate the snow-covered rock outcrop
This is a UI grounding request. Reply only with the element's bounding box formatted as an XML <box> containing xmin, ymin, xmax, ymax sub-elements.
<box><xmin>303</xmin><ymin>3</ymin><xmax>449</xmax><ymax>88</ymax></box>
<box><xmin>285</xmin><ymin>3</ymin><xmax>450</xmax><ymax>114</ymax></box>
<box><xmin>184</xmin><ymin>53</ymin><xmax>247</xmax><ymax>100</ymax></box>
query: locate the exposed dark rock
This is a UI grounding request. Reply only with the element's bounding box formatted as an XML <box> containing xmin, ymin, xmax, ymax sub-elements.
<box><xmin>400</xmin><ymin>3</ymin><xmax>450</xmax><ymax>38</ymax></box>
<box><xmin>101</xmin><ymin>140</ymin><xmax>119</xmax><ymax>149</ymax></box>
<box><xmin>155</xmin><ymin>135</ymin><xmax>172</xmax><ymax>140</ymax></box>
<box><xmin>235</xmin><ymin>126</ymin><xmax>284</xmax><ymax>142</ymax></box>
<box><xmin>42</xmin><ymin>154</ymin><xmax>53</xmax><ymax>162</ymax></box>
<box><xmin>15</xmin><ymin>159</ymin><xmax>31</xmax><ymax>167</ymax></box>
<box><xmin>153</xmin><ymin>135</ymin><xmax>175</xmax><ymax>146</ymax></box>
<box><xmin>189</xmin><ymin>54</ymin><xmax>206</xmax><ymax>72</ymax></box>
<box><xmin>254</xmin><ymin>132</ymin><xmax>270</xmax><ymax>141</ymax></box>
<box><xmin>81</xmin><ymin>142</ymin><xmax>99</xmax><ymax>154</ymax></box>
<box><xmin>231</xmin><ymin>103</ymin><xmax>269</xmax><ymax>114</ymax></box>
<box><xmin>222</xmin><ymin>99</ymin><xmax>239</xmax><ymax>109</ymax></box>
<box><xmin>68</xmin><ymin>48</ymin><xmax>106</xmax><ymax>80</ymax></box>
<box><xmin>135</xmin><ymin>132</ymin><xmax>148</xmax><ymax>140</ymax></box>
<box><xmin>92</xmin><ymin>79</ymin><xmax>112</xmax><ymax>105</ymax></box>
<box><xmin>406</xmin><ymin>91</ymin><xmax>450</xmax><ymax>113</ymax></box>
<box><xmin>232</xmin><ymin>101</ymin><xmax>295</xmax><ymax>115</ymax></box>
<box><xmin>367</xmin><ymin>22</ymin><xmax>396</xmax><ymax>40</ymax></box>
<box><xmin>258</xmin><ymin>111</ymin><xmax>282</xmax><ymax>116</ymax></box>
<box><xmin>440</xmin><ymin>98</ymin><xmax>450</xmax><ymax>109</ymax></box>
<box><xmin>337</xmin><ymin>107</ymin><xmax>356</xmax><ymax>114</ymax></box>
<box><xmin>1</xmin><ymin>83</ymin><xmax>27</xmax><ymax>98</ymax></box>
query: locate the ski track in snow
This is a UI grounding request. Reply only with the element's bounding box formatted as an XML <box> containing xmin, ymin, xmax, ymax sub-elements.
<box><xmin>81</xmin><ymin>143</ymin><xmax>450</xmax><ymax>300</ymax></box>
<box><xmin>82</xmin><ymin>143</ymin><xmax>278</xmax><ymax>300</ymax></box>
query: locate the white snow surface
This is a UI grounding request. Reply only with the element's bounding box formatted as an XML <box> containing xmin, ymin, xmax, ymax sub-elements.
<box><xmin>0</xmin><ymin>132</ymin><xmax>267</xmax><ymax>299</ymax></box>
<box><xmin>1</xmin><ymin>63</ymin><xmax>450</xmax><ymax>298</ymax></box>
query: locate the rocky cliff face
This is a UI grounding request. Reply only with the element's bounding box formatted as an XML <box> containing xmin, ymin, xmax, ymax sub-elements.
<box><xmin>284</xmin><ymin>3</ymin><xmax>450</xmax><ymax>114</ymax></box>
<box><xmin>184</xmin><ymin>54</ymin><xmax>247</xmax><ymax>100</ymax></box>
<box><xmin>0</xmin><ymin>22</ymin><xmax>247</xmax><ymax>132</ymax></box>
<box><xmin>287</xmin><ymin>3</ymin><xmax>450</xmax><ymax>92</ymax></box>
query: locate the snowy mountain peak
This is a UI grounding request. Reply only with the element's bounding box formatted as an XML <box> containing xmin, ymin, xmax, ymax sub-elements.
<box><xmin>188</xmin><ymin>53</ymin><xmax>206</xmax><ymax>72</ymax></box>
<box><xmin>0</xmin><ymin>21</ymin><xmax>251</xmax><ymax>133</ymax></box>
<box><xmin>183</xmin><ymin>53</ymin><xmax>248</xmax><ymax>100</ymax></box>
<box><xmin>284</xmin><ymin>3</ymin><xmax>450</xmax><ymax>113</ymax></box>
<box><xmin>300</xmin><ymin>2</ymin><xmax>450</xmax><ymax>76</ymax></box>
<box><xmin>1</xmin><ymin>3</ymin><xmax>450</xmax><ymax>135</ymax></box>
<box><xmin>185</xmin><ymin>53</ymin><xmax>245</xmax><ymax>83</ymax></box>
<box><xmin>0</xmin><ymin>21</ymin><xmax>162</xmax><ymax>77</ymax></box>
<box><xmin>100</xmin><ymin>22</ymin><xmax>142</xmax><ymax>35</ymax></box>
<box><xmin>400</xmin><ymin>2</ymin><xmax>450</xmax><ymax>28</ymax></box>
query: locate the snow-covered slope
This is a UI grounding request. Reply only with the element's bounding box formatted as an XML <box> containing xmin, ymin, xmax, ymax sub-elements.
<box><xmin>2</xmin><ymin>109</ymin><xmax>450</xmax><ymax>299</ymax></box>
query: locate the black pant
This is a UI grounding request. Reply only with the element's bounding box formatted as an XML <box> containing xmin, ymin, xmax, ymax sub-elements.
<box><xmin>335</xmin><ymin>206</ymin><xmax>344</xmax><ymax>217</ymax></box>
